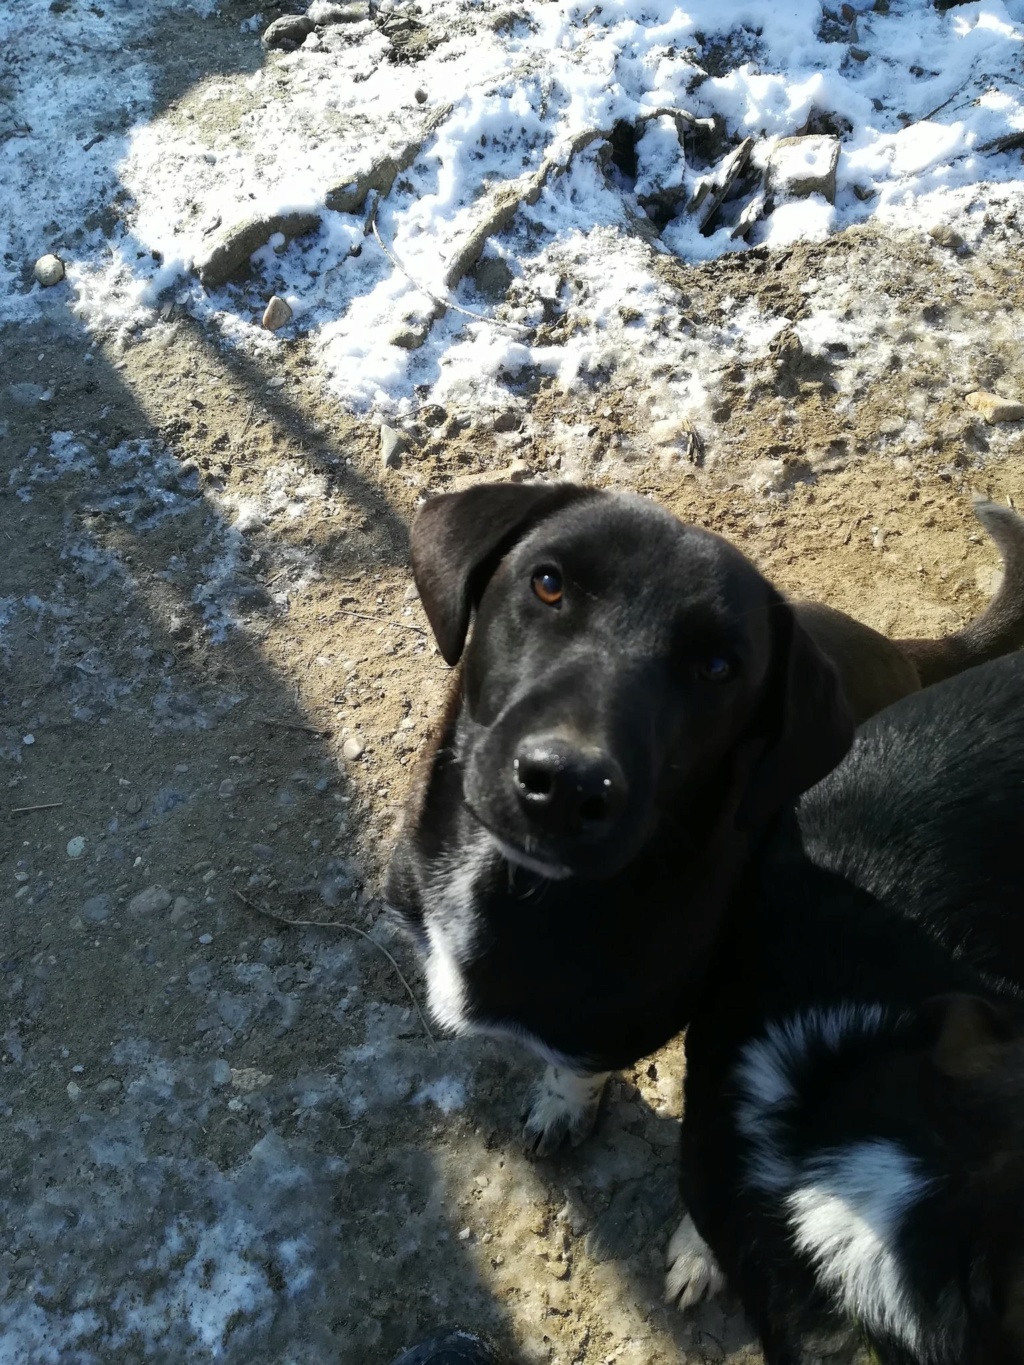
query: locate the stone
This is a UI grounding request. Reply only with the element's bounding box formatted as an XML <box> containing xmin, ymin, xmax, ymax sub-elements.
<box><xmin>81</xmin><ymin>894</ymin><xmax>112</xmax><ymax>923</ymax></box>
<box><xmin>261</xmin><ymin>14</ymin><xmax>314</xmax><ymax>48</ymax></box>
<box><xmin>66</xmin><ymin>1082</ymin><xmax>82</xmax><ymax>1101</ymax></box>
<box><xmin>95</xmin><ymin>1077</ymin><xmax>121</xmax><ymax>1097</ymax></box>
<box><xmin>380</xmin><ymin>424</ymin><xmax>408</xmax><ymax>469</ymax></box>
<box><xmin>194</xmin><ymin>211</ymin><xmax>321</xmax><ymax>287</ymax></box>
<box><xmin>218</xmin><ymin>779</ymin><xmax>235</xmax><ymax>798</ymax></box>
<box><xmin>170</xmin><ymin>896</ymin><xmax>193</xmax><ymax>922</ymax></box>
<box><xmin>125</xmin><ymin>792</ymin><xmax>142</xmax><ymax>814</ymax></box>
<box><xmin>767</xmin><ymin>134</ymin><xmax>841</xmax><ymax>204</ymax></box>
<box><xmin>966</xmin><ymin>390</ymin><xmax>1024</xmax><ymax>424</ymax></box>
<box><xmin>262</xmin><ymin>295</ymin><xmax>293</xmax><ymax>330</ymax></box>
<box><xmin>929</xmin><ymin>224</ymin><xmax>964</xmax><ymax>250</ymax></box>
<box><xmin>34</xmin><ymin>254</ymin><xmax>65</xmax><ymax>287</ymax></box>
<box><xmin>389</xmin><ymin>325</ymin><xmax>428</xmax><ymax>350</ymax></box>
<box><xmin>492</xmin><ymin>410</ymin><xmax>521</xmax><ymax>433</ymax></box>
<box><xmin>849</xmin><ymin>45</ymin><xmax>869</xmax><ymax>61</ymax></box>
<box><xmin>66</xmin><ymin>836</ymin><xmax>86</xmax><ymax>859</ymax></box>
<box><xmin>128</xmin><ymin>884</ymin><xmax>173</xmax><ymax>915</ymax></box>
<box><xmin>342</xmin><ymin>736</ymin><xmax>365</xmax><ymax>761</ymax></box>
<box><xmin>470</xmin><ymin>256</ymin><xmax>513</xmax><ymax>303</ymax></box>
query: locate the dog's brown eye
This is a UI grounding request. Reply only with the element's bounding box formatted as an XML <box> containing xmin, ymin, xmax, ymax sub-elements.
<box><xmin>532</xmin><ymin>568</ymin><xmax>563</xmax><ymax>606</ymax></box>
<box><xmin>698</xmin><ymin>657</ymin><xmax>732</xmax><ymax>682</ymax></box>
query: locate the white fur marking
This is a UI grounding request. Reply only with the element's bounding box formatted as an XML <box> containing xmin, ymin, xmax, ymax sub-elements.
<box><xmin>523</xmin><ymin>1065</ymin><xmax>610</xmax><ymax>1151</ymax></box>
<box><xmin>665</xmin><ymin>1215</ymin><xmax>727</xmax><ymax>1311</ymax></box>
<box><xmin>421</xmin><ymin>832</ymin><xmax>495</xmax><ymax>1034</ymax></box>
<box><xmin>734</xmin><ymin>1004</ymin><xmax>888</xmax><ymax>1191</ymax></box>
<box><xmin>787</xmin><ymin>1140</ymin><xmax>930</xmax><ymax>1355</ymax></box>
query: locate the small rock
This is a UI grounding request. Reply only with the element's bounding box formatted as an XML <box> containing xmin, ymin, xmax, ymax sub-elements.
<box><xmin>965</xmin><ymin>390</ymin><xmax>1024</xmax><ymax>424</ymax></box>
<box><xmin>125</xmin><ymin>792</ymin><xmax>142</xmax><ymax>814</ymax></box>
<box><xmin>261</xmin><ymin>14</ymin><xmax>314</xmax><ymax>48</ymax></box>
<box><xmin>414</xmin><ymin>88</ymin><xmax>428</xmax><ymax>104</ymax></box>
<box><xmin>389</xmin><ymin>325</ymin><xmax>428</xmax><ymax>350</ymax></box>
<box><xmin>492</xmin><ymin>410</ymin><xmax>521</xmax><ymax>434</ymax></box>
<box><xmin>198</xmin><ymin>933</ymin><xmax>214</xmax><ymax>946</ymax></box>
<box><xmin>767</xmin><ymin>134</ymin><xmax>841</xmax><ymax>204</ymax></box>
<box><xmin>81</xmin><ymin>894</ymin><xmax>112</xmax><ymax>923</ymax></box>
<box><xmin>342</xmin><ymin>737</ymin><xmax>365</xmax><ymax>761</ymax></box>
<box><xmin>66</xmin><ymin>836</ymin><xmax>86</xmax><ymax>859</ymax></box>
<box><xmin>849</xmin><ymin>45</ymin><xmax>869</xmax><ymax>61</ymax></box>
<box><xmin>380</xmin><ymin>424</ymin><xmax>408</xmax><ymax>469</ymax></box>
<box><xmin>194</xmin><ymin>211</ymin><xmax>321</xmax><ymax>287</ymax></box>
<box><xmin>929</xmin><ymin>224</ymin><xmax>964</xmax><ymax>250</ymax></box>
<box><xmin>95</xmin><ymin>1077</ymin><xmax>121</xmax><ymax>1097</ymax></box>
<box><xmin>470</xmin><ymin>256</ymin><xmax>513</xmax><ymax>303</ymax></box>
<box><xmin>34</xmin><ymin>254</ymin><xmax>65</xmax><ymax>287</ymax></box>
<box><xmin>218</xmin><ymin>779</ymin><xmax>236</xmax><ymax>799</ymax></box>
<box><xmin>128</xmin><ymin>884</ymin><xmax>173</xmax><ymax>915</ymax></box>
<box><xmin>22</xmin><ymin>734</ymin><xmax>34</xmax><ymax>746</ymax></box>
<box><xmin>262</xmin><ymin>295</ymin><xmax>292</xmax><ymax>330</ymax></box>
<box><xmin>505</xmin><ymin>459</ymin><xmax>531</xmax><ymax>483</ymax></box>
<box><xmin>66</xmin><ymin>1081</ymin><xmax>82</xmax><ymax>1101</ymax></box>
<box><xmin>170</xmin><ymin>896</ymin><xmax>194</xmax><ymax>921</ymax></box>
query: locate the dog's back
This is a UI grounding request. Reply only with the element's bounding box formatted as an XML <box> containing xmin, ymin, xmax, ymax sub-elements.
<box><xmin>797</xmin><ymin>648</ymin><xmax>1024</xmax><ymax>982</ymax></box>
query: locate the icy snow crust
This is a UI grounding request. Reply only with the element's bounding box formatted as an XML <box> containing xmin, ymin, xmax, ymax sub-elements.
<box><xmin>3</xmin><ymin>0</ymin><xmax>1024</xmax><ymax>419</ymax></box>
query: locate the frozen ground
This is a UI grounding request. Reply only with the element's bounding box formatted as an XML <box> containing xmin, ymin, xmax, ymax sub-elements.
<box><xmin>3</xmin><ymin>1</ymin><xmax>1024</xmax><ymax>1362</ymax></box>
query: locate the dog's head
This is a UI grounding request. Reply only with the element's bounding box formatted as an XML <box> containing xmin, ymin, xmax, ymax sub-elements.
<box><xmin>411</xmin><ymin>481</ymin><xmax>852</xmax><ymax>879</ymax></box>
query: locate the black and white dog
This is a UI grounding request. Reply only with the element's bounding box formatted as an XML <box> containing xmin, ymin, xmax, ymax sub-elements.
<box><xmin>669</xmin><ymin>652</ymin><xmax>1024</xmax><ymax>1365</ymax></box>
<box><xmin>386</xmin><ymin>482</ymin><xmax>1024</xmax><ymax>1150</ymax></box>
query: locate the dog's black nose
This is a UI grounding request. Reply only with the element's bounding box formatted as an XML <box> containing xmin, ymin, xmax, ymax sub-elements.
<box><xmin>513</xmin><ymin>739</ymin><xmax>626</xmax><ymax>835</ymax></box>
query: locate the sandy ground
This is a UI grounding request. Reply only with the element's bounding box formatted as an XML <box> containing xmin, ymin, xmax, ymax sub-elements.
<box><xmin>4</xmin><ymin>7</ymin><xmax>1024</xmax><ymax>1365</ymax></box>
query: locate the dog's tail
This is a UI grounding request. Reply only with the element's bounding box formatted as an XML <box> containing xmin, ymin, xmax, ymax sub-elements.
<box><xmin>897</xmin><ymin>498</ymin><xmax>1024</xmax><ymax>686</ymax></box>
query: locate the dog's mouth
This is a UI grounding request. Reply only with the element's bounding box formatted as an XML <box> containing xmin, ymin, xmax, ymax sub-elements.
<box><xmin>464</xmin><ymin>804</ymin><xmax>575</xmax><ymax>881</ymax></box>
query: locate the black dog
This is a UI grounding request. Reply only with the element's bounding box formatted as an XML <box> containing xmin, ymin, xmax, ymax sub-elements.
<box><xmin>387</xmin><ymin>482</ymin><xmax>1024</xmax><ymax>1150</ymax></box>
<box><xmin>669</xmin><ymin>652</ymin><xmax>1024</xmax><ymax>1365</ymax></box>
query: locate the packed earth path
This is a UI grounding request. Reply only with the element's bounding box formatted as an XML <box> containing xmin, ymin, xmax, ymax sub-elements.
<box><xmin>3</xmin><ymin>1</ymin><xmax>1024</xmax><ymax>1362</ymax></box>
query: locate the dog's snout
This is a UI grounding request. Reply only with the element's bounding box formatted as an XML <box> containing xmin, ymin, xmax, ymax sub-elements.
<box><xmin>513</xmin><ymin>739</ymin><xmax>626</xmax><ymax>836</ymax></box>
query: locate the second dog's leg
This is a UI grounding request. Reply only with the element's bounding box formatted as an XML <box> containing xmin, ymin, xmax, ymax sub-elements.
<box><xmin>522</xmin><ymin>1065</ymin><xmax>610</xmax><ymax>1155</ymax></box>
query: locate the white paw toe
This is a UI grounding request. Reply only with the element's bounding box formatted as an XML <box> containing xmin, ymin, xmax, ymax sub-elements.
<box><xmin>665</xmin><ymin>1215</ymin><xmax>726</xmax><ymax>1311</ymax></box>
<box><xmin>522</xmin><ymin>1067</ymin><xmax>609</xmax><ymax>1155</ymax></box>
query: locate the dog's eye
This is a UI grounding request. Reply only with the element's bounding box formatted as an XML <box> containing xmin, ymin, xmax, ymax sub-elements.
<box><xmin>532</xmin><ymin>568</ymin><xmax>563</xmax><ymax>606</ymax></box>
<box><xmin>697</xmin><ymin>656</ymin><xmax>733</xmax><ymax>682</ymax></box>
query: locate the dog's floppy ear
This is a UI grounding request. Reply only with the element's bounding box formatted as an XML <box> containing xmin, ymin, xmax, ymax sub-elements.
<box><xmin>737</xmin><ymin>594</ymin><xmax>854</xmax><ymax>831</ymax></box>
<box><xmin>411</xmin><ymin>481</ymin><xmax>594</xmax><ymax>665</ymax></box>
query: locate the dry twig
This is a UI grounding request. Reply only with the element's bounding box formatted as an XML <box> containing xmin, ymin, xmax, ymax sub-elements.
<box><xmin>233</xmin><ymin>889</ymin><xmax>436</xmax><ymax>1043</ymax></box>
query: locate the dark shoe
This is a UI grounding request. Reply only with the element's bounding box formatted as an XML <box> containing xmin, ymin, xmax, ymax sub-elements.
<box><xmin>389</xmin><ymin>1330</ymin><xmax>504</xmax><ymax>1365</ymax></box>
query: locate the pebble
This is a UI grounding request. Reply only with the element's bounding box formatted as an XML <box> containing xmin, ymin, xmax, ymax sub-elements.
<box><xmin>492</xmin><ymin>410</ymin><xmax>521</xmax><ymax>433</ymax></box>
<box><xmin>125</xmin><ymin>792</ymin><xmax>143</xmax><ymax>814</ymax></box>
<box><xmin>342</xmin><ymin>737</ymin><xmax>365</xmax><ymax>761</ymax></box>
<box><xmin>81</xmin><ymin>894</ymin><xmax>112</xmax><ymax>923</ymax></box>
<box><xmin>414</xmin><ymin>88</ymin><xmax>428</xmax><ymax>104</ymax></box>
<box><xmin>262</xmin><ymin>295</ymin><xmax>292</xmax><ymax>330</ymax></box>
<box><xmin>929</xmin><ymin>224</ymin><xmax>964</xmax><ymax>250</ymax></box>
<box><xmin>218</xmin><ymin>779</ymin><xmax>236</xmax><ymax>799</ymax></box>
<box><xmin>66</xmin><ymin>1082</ymin><xmax>82</xmax><ymax>1101</ymax></box>
<box><xmin>170</xmin><ymin>896</ymin><xmax>194</xmax><ymax>921</ymax></box>
<box><xmin>34</xmin><ymin>254</ymin><xmax>65</xmax><ymax>287</ymax></box>
<box><xmin>849</xmin><ymin>45</ymin><xmax>869</xmax><ymax>61</ymax></box>
<box><xmin>261</xmin><ymin>13</ymin><xmax>314</xmax><ymax>48</ymax></box>
<box><xmin>380</xmin><ymin>424</ymin><xmax>408</xmax><ymax>469</ymax></box>
<box><xmin>389</xmin><ymin>325</ymin><xmax>427</xmax><ymax>350</ymax></box>
<box><xmin>22</xmin><ymin>734</ymin><xmax>34</xmax><ymax>746</ymax></box>
<box><xmin>966</xmin><ymin>390</ymin><xmax>1024</xmax><ymax>424</ymax></box>
<box><xmin>198</xmin><ymin>933</ymin><xmax>214</xmax><ymax>946</ymax></box>
<box><xmin>66</xmin><ymin>836</ymin><xmax>86</xmax><ymax>859</ymax></box>
<box><xmin>95</xmin><ymin>1077</ymin><xmax>121</xmax><ymax>1097</ymax></box>
<box><xmin>766</xmin><ymin>134</ymin><xmax>841</xmax><ymax>204</ymax></box>
<box><xmin>128</xmin><ymin>884</ymin><xmax>173</xmax><ymax>914</ymax></box>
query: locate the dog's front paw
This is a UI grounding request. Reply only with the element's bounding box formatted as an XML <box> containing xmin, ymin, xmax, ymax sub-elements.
<box><xmin>665</xmin><ymin>1214</ymin><xmax>726</xmax><ymax>1311</ymax></box>
<box><xmin>522</xmin><ymin>1066</ymin><xmax>610</xmax><ymax>1156</ymax></box>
